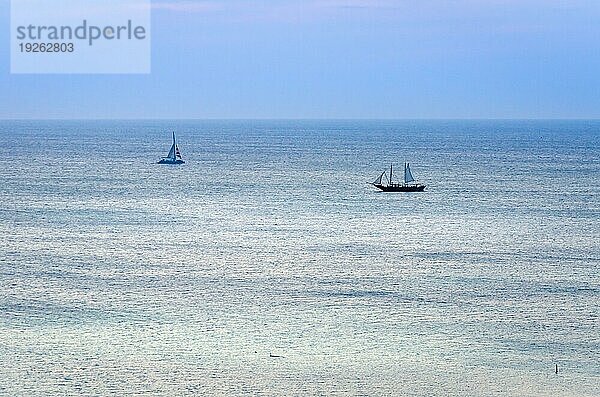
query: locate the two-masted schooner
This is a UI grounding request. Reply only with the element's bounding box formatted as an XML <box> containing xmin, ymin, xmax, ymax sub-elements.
<box><xmin>158</xmin><ymin>132</ymin><xmax>185</xmax><ymax>164</ymax></box>
<box><xmin>371</xmin><ymin>163</ymin><xmax>426</xmax><ymax>192</ymax></box>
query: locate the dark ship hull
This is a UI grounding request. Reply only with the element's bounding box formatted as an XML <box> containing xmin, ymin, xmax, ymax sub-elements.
<box><xmin>374</xmin><ymin>184</ymin><xmax>425</xmax><ymax>192</ymax></box>
<box><xmin>157</xmin><ymin>158</ymin><xmax>185</xmax><ymax>164</ymax></box>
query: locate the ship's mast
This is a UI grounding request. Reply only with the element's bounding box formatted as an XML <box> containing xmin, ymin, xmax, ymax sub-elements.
<box><xmin>172</xmin><ymin>132</ymin><xmax>176</xmax><ymax>159</ymax></box>
<box><xmin>390</xmin><ymin>164</ymin><xmax>393</xmax><ymax>186</ymax></box>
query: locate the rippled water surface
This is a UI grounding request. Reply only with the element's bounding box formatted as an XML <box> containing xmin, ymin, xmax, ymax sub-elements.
<box><xmin>0</xmin><ymin>120</ymin><xmax>599</xmax><ymax>396</ymax></box>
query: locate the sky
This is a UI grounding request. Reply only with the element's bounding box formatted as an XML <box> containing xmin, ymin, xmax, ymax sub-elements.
<box><xmin>1</xmin><ymin>0</ymin><xmax>600</xmax><ymax>119</ymax></box>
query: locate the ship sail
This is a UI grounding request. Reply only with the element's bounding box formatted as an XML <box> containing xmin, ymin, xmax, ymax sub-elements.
<box><xmin>373</xmin><ymin>170</ymin><xmax>386</xmax><ymax>185</ymax></box>
<box><xmin>165</xmin><ymin>132</ymin><xmax>183</xmax><ymax>160</ymax></box>
<box><xmin>404</xmin><ymin>163</ymin><xmax>415</xmax><ymax>184</ymax></box>
<box><xmin>167</xmin><ymin>143</ymin><xmax>176</xmax><ymax>160</ymax></box>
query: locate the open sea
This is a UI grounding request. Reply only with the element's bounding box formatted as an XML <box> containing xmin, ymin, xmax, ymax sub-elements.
<box><xmin>0</xmin><ymin>120</ymin><xmax>598</xmax><ymax>396</ymax></box>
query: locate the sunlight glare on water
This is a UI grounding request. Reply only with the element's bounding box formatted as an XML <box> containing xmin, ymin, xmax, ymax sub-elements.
<box><xmin>0</xmin><ymin>120</ymin><xmax>599</xmax><ymax>396</ymax></box>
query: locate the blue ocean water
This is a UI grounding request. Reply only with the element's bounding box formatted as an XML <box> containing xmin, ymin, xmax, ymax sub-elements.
<box><xmin>0</xmin><ymin>120</ymin><xmax>598</xmax><ymax>396</ymax></box>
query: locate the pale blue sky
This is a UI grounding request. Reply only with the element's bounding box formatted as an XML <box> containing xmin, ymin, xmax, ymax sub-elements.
<box><xmin>1</xmin><ymin>0</ymin><xmax>600</xmax><ymax>119</ymax></box>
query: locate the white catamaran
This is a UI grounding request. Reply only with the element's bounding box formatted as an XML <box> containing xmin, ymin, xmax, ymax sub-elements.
<box><xmin>158</xmin><ymin>132</ymin><xmax>185</xmax><ymax>164</ymax></box>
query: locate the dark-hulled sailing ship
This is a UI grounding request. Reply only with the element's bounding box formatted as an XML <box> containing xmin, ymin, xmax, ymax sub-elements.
<box><xmin>158</xmin><ymin>132</ymin><xmax>185</xmax><ymax>164</ymax></box>
<box><xmin>371</xmin><ymin>163</ymin><xmax>425</xmax><ymax>192</ymax></box>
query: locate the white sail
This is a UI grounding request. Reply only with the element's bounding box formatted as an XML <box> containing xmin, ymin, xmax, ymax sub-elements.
<box><xmin>373</xmin><ymin>171</ymin><xmax>386</xmax><ymax>185</ymax></box>
<box><xmin>404</xmin><ymin>163</ymin><xmax>415</xmax><ymax>184</ymax></box>
<box><xmin>166</xmin><ymin>143</ymin><xmax>176</xmax><ymax>159</ymax></box>
<box><xmin>167</xmin><ymin>132</ymin><xmax>181</xmax><ymax>160</ymax></box>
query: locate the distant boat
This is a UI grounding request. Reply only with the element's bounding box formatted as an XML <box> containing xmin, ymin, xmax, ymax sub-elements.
<box><xmin>371</xmin><ymin>163</ymin><xmax>425</xmax><ymax>192</ymax></box>
<box><xmin>158</xmin><ymin>132</ymin><xmax>185</xmax><ymax>164</ymax></box>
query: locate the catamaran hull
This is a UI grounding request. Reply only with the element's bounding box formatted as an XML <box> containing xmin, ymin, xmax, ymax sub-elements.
<box><xmin>157</xmin><ymin>159</ymin><xmax>185</xmax><ymax>164</ymax></box>
<box><xmin>374</xmin><ymin>184</ymin><xmax>425</xmax><ymax>192</ymax></box>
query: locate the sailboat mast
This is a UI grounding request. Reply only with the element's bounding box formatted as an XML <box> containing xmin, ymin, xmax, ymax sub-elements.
<box><xmin>390</xmin><ymin>164</ymin><xmax>393</xmax><ymax>185</ymax></box>
<box><xmin>172</xmin><ymin>132</ymin><xmax>176</xmax><ymax>159</ymax></box>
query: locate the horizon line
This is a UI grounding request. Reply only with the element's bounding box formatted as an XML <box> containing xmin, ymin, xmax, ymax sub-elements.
<box><xmin>2</xmin><ymin>117</ymin><xmax>600</xmax><ymax>121</ymax></box>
